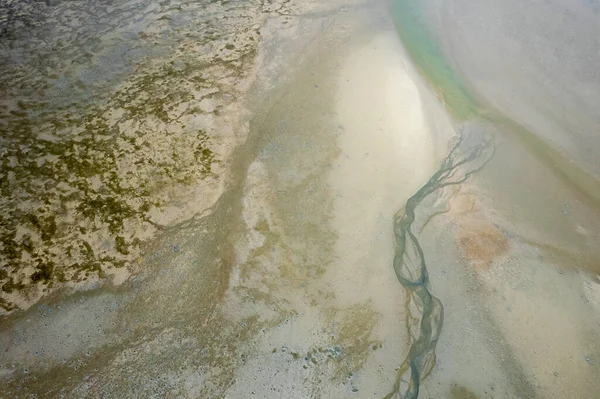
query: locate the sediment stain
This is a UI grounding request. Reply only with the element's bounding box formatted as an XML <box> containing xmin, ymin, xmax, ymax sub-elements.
<box><xmin>450</xmin><ymin>383</ymin><xmax>479</xmax><ymax>399</ymax></box>
<box><xmin>458</xmin><ymin>221</ymin><xmax>509</xmax><ymax>270</ymax></box>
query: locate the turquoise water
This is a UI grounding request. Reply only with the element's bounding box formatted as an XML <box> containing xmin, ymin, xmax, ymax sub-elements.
<box><xmin>390</xmin><ymin>0</ymin><xmax>600</xmax><ymax>208</ymax></box>
<box><xmin>390</xmin><ymin>1</ymin><xmax>600</xmax><ymax>397</ymax></box>
<box><xmin>389</xmin><ymin>0</ymin><xmax>478</xmax><ymax>120</ymax></box>
<box><xmin>385</xmin><ymin>133</ymin><xmax>494</xmax><ymax>399</ymax></box>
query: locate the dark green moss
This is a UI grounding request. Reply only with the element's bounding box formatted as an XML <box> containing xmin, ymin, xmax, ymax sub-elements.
<box><xmin>0</xmin><ymin>15</ymin><xmax>233</xmax><ymax>310</ymax></box>
<box><xmin>80</xmin><ymin>240</ymin><xmax>94</xmax><ymax>259</ymax></box>
<box><xmin>1</xmin><ymin>236</ymin><xmax>21</xmax><ymax>261</ymax></box>
<box><xmin>10</xmin><ymin>110</ymin><xmax>27</xmax><ymax>118</ymax></box>
<box><xmin>54</xmin><ymin>269</ymin><xmax>66</xmax><ymax>282</ymax></box>
<box><xmin>193</xmin><ymin>130</ymin><xmax>215</xmax><ymax>176</ymax></box>
<box><xmin>77</xmin><ymin>195</ymin><xmax>137</xmax><ymax>234</ymax></box>
<box><xmin>2</xmin><ymin>278</ymin><xmax>24</xmax><ymax>293</ymax></box>
<box><xmin>451</xmin><ymin>384</ymin><xmax>479</xmax><ymax>399</ymax></box>
<box><xmin>115</xmin><ymin>236</ymin><xmax>129</xmax><ymax>255</ymax></box>
<box><xmin>139</xmin><ymin>202</ymin><xmax>151</xmax><ymax>213</ymax></box>
<box><xmin>30</xmin><ymin>262</ymin><xmax>54</xmax><ymax>283</ymax></box>
<box><xmin>40</xmin><ymin>215</ymin><xmax>57</xmax><ymax>242</ymax></box>
<box><xmin>0</xmin><ymin>297</ymin><xmax>15</xmax><ymax>312</ymax></box>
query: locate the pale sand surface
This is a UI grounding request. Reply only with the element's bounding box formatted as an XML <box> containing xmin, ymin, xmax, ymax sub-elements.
<box><xmin>417</xmin><ymin>157</ymin><xmax>600</xmax><ymax>398</ymax></box>
<box><xmin>0</xmin><ymin>1</ymin><xmax>454</xmax><ymax>396</ymax></box>
<box><xmin>224</xmin><ymin>26</ymin><xmax>452</xmax><ymax>398</ymax></box>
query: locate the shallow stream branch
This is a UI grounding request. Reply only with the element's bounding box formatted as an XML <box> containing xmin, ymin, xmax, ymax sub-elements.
<box><xmin>385</xmin><ymin>131</ymin><xmax>494</xmax><ymax>399</ymax></box>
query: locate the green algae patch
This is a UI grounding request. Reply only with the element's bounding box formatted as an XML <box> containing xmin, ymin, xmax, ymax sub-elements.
<box><xmin>30</xmin><ymin>262</ymin><xmax>54</xmax><ymax>283</ymax></box>
<box><xmin>391</xmin><ymin>0</ymin><xmax>600</xmax><ymax>212</ymax></box>
<box><xmin>451</xmin><ymin>383</ymin><xmax>480</xmax><ymax>399</ymax></box>
<box><xmin>0</xmin><ymin>0</ymin><xmax>263</xmax><ymax>313</ymax></box>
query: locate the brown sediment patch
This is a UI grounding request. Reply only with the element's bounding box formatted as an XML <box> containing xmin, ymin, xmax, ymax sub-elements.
<box><xmin>448</xmin><ymin>190</ymin><xmax>478</xmax><ymax>216</ymax></box>
<box><xmin>451</xmin><ymin>192</ymin><xmax>510</xmax><ymax>270</ymax></box>
<box><xmin>458</xmin><ymin>221</ymin><xmax>508</xmax><ymax>270</ymax></box>
<box><xmin>329</xmin><ymin>302</ymin><xmax>381</xmax><ymax>380</ymax></box>
<box><xmin>450</xmin><ymin>383</ymin><xmax>479</xmax><ymax>399</ymax></box>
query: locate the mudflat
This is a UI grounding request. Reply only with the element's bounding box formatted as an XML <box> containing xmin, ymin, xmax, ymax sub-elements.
<box><xmin>1</xmin><ymin>0</ymin><xmax>599</xmax><ymax>398</ymax></box>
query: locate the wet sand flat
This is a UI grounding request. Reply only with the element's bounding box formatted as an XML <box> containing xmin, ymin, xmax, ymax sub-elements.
<box><xmin>0</xmin><ymin>0</ymin><xmax>455</xmax><ymax>396</ymax></box>
<box><xmin>389</xmin><ymin>1</ymin><xmax>600</xmax><ymax>398</ymax></box>
<box><xmin>1</xmin><ymin>0</ymin><xmax>600</xmax><ymax>398</ymax></box>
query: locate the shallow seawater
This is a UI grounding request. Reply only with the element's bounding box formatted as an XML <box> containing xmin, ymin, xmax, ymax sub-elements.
<box><xmin>390</xmin><ymin>0</ymin><xmax>600</xmax><ymax>398</ymax></box>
